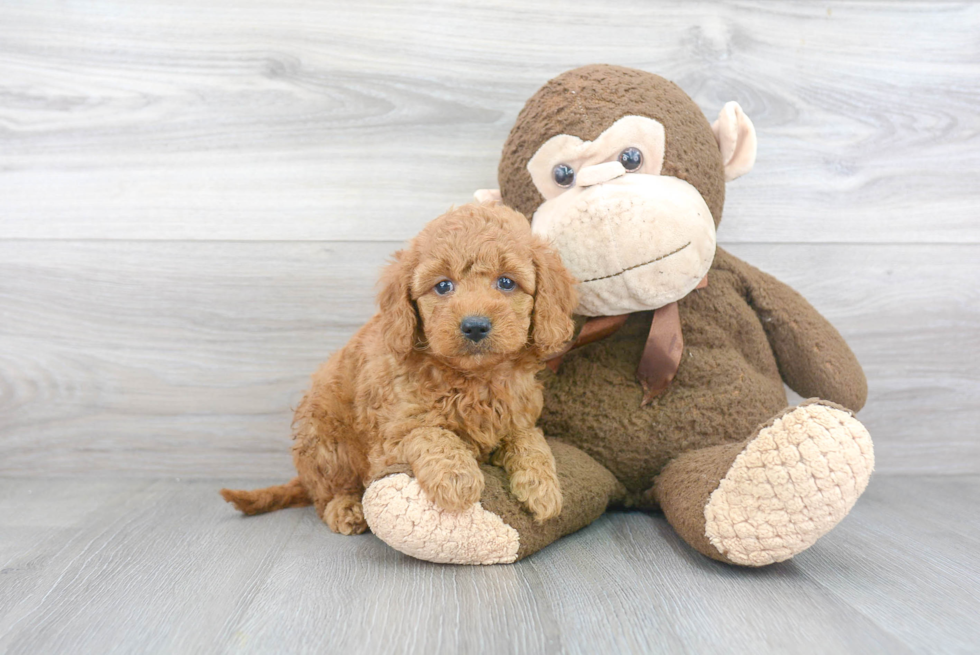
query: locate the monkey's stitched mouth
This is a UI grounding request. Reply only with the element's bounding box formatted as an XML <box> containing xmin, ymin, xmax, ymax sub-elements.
<box><xmin>582</xmin><ymin>242</ymin><xmax>691</xmax><ymax>283</ymax></box>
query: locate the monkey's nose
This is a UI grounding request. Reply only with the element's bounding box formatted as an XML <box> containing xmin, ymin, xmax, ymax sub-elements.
<box><xmin>460</xmin><ymin>316</ymin><xmax>492</xmax><ymax>342</ymax></box>
<box><xmin>576</xmin><ymin>161</ymin><xmax>626</xmax><ymax>187</ymax></box>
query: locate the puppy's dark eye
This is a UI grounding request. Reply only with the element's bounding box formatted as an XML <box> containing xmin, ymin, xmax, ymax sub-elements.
<box><xmin>434</xmin><ymin>280</ymin><xmax>454</xmax><ymax>295</ymax></box>
<box><xmin>496</xmin><ymin>276</ymin><xmax>516</xmax><ymax>291</ymax></box>
<box><xmin>619</xmin><ymin>147</ymin><xmax>643</xmax><ymax>172</ymax></box>
<box><xmin>553</xmin><ymin>163</ymin><xmax>575</xmax><ymax>187</ymax></box>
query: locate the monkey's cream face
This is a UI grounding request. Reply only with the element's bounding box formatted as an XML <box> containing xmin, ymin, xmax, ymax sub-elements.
<box><xmin>527</xmin><ymin>116</ymin><xmax>716</xmax><ymax>316</ymax></box>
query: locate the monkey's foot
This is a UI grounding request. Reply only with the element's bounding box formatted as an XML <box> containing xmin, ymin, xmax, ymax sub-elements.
<box><xmin>363</xmin><ymin>441</ymin><xmax>625</xmax><ymax>565</ymax></box>
<box><xmin>362</xmin><ymin>473</ymin><xmax>520</xmax><ymax>565</ymax></box>
<box><xmin>703</xmin><ymin>402</ymin><xmax>874</xmax><ymax>566</ymax></box>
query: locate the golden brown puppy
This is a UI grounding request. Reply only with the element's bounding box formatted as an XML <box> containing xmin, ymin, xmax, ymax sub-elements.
<box><xmin>221</xmin><ymin>203</ymin><xmax>577</xmax><ymax>535</ymax></box>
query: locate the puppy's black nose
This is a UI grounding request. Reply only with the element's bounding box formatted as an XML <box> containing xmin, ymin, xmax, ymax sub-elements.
<box><xmin>460</xmin><ymin>316</ymin><xmax>492</xmax><ymax>343</ymax></box>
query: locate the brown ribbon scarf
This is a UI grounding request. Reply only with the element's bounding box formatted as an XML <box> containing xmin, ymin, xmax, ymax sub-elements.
<box><xmin>546</xmin><ymin>275</ymin><xmax>708</xmax><ymax>406</ymax></box>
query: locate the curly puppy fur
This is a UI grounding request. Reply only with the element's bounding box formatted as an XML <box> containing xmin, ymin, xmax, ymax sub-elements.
<box><xmin>221</xmin><ymin>204</ymin><xmax>578</xmax><ymax>535</ymax></box>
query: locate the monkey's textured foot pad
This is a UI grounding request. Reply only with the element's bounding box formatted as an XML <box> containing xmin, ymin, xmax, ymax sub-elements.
<box><xmin>704</xmin><ymin>403</ymin><xmax>874</xmax><ymax>566</ymax></box>
<box><xmin>362</xmin><ymin>474</ymin><xmax>519</xmax><ymax>565</ymax></box>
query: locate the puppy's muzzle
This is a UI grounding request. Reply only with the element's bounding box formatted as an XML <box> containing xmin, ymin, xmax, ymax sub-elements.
<box><xmin>460</xmin><ymin>316</ymin><xmax>492</xmax><ymax>343</ymax></box>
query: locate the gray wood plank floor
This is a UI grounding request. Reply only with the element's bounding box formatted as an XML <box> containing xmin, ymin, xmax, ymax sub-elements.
<box><xmin>1</xmin><ymin>475</ymin><xmax>977</xmax><ymax>654</ymax></box>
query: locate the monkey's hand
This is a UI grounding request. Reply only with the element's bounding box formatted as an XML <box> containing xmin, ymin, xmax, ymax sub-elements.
<box><xmin>716</xmin><ymin>247</ymin><xmax>868</xmax><ymax>412</ymax></box>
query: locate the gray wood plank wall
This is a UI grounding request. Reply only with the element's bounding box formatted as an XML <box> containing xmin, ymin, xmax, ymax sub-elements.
<box><xmin>2</xmin><ymin>0</ymin><xmax>978</xmax><ymax>477</ymax></box>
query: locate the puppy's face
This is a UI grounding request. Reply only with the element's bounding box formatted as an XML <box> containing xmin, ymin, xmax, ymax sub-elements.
<box><xmin>413</xmin><ymin>240</ymin><xmax>536</xmax><ymax>367</ymax></box>
<box><xmin>378</xmin><ymin>204</ymin><xmax>578</xmax><ymax>371</ymax></box>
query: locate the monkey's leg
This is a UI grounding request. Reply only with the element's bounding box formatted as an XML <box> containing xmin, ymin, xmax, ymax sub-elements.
<box><xmin>651</xmin><ymin>400</ymin><xmax>874</xmax><ymax>566</ymax></box>
<box><xmin>362</xmin><ymin>440</ymin><xmax>625</xmax><ymax>565</ymax></box>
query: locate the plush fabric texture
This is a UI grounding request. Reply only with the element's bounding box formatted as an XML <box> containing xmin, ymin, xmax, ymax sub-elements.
<box><xmin>649</xmin><ymin>438</ymin><xmax>748</xmax><ymax>563</ymax></box>
<box><xmin>499</xmin><ymin>64</ymin><xmax>726</xmax><ymax>226</ymax></box>
<box><xmin>703</xmin><ymin>401</ymin><xmax>874</xmax><ymax>565</ymax></box>
<box><xmin>364</xmin><ymin>440</ymin><xmax>626</xmax><ymax>563</ymax></box>
<box><xmin>371</xmin><ymin>399</ymin><xmax>874</xmax><ymax>566</ymax></box>
<box><xmin>525</xmin><ymin>115</ymin><xmax>667</xmax><ymax>198</ymax></box>
<box><xmin>362</xmin><ymin>473</ymin><xmax>521</xmax><ymax>565</ymax></box>
<box><xmin>575</xmin><ymin>160</ymin><xmax>627</xmax><ymax>187</ymax></box>
<box><xmin>529</xmin><ymin>174</ymin><xmax>716</xmax><ymax>316</ymax></box>
<box><xmin>538</xmin><ymin>247</ymin><xmax>867</xmax><ymax>500</ymax></box>
<box><xmin>480</xmin><ymin>439</ymin><xmax>626</xmax><ymax>559</ymax></box>
<box><xmin>711</xmin><ymin>101</ymin><xmax>757</xmax><ymax>182</ymax></box>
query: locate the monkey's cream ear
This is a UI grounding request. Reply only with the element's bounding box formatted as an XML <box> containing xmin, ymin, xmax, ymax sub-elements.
<box><xmin>712</xmin><ymin>101</ymin><xmax>757</xmax><ymax>182</ymax></box>
<box><xmin>473</xmin><ymin>189</ymin><xmax>502</xmax><ymax>205</ymax></box>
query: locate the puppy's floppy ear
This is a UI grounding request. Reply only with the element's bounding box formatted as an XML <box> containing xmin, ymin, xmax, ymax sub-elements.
<box><xmin>529</xmin><ymin>236</ymin><xmax>578</xmax><ymax>356</ymax></box>
<box><xmin>377</xmin><ymin>247</ymin><xmax>420</xmax><ymax>356</ymax></box>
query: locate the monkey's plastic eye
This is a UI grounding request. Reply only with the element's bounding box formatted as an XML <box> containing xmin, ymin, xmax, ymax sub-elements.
<box><xmin>552</xmin><ymin>163</ymin><xmax>575</xmax><ymax>187</ymax></box>
<box><xmin>496</xmin><ymin>276</ymin><xmax>516</xmax><ymax>291</ymax></box>
<box><xmin>619</xmin><ymin>147</ymin><xmax>643</xmax><ymax>172</ymax></box>
<box><xmin>434</xmin><ymin>280</ymin><xmax>454</xmax><ymax>295</ymax></box>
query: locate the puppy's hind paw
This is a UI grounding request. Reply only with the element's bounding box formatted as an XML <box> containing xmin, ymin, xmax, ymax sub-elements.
<box><xmin>323</xmin><ymin>494</ymin><xmax>367</xmax><ymax>535</ymax></box>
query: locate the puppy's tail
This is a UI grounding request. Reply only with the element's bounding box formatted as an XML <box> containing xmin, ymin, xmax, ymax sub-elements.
<box><xmin>220</xmin><ymin>477</ymin><xmax>311</xmax><ymax>515</ymax></box>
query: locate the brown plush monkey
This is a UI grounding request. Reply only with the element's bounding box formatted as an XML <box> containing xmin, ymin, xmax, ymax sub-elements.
<box><xmin>361</xmin><ymin>65</ymin><xmax>874</xmax><ymax>566</ymax></box>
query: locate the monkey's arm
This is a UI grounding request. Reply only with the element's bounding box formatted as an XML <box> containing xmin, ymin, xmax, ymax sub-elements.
<box><xmin>713</xmin><ymin>247</ymin><xmax>868</xmax><ymax>412</ymax></box>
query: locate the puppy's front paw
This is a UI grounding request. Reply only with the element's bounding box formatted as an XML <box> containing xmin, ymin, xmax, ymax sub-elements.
<box><xmin>415</xmin><ymin>457</ymin><xmax>485</xmax><ymax>513</ymax></box>
<box><xmin>510</xmin><ymin>469</ymin><xmax>562</xmax><ymax>522</ymax></box>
